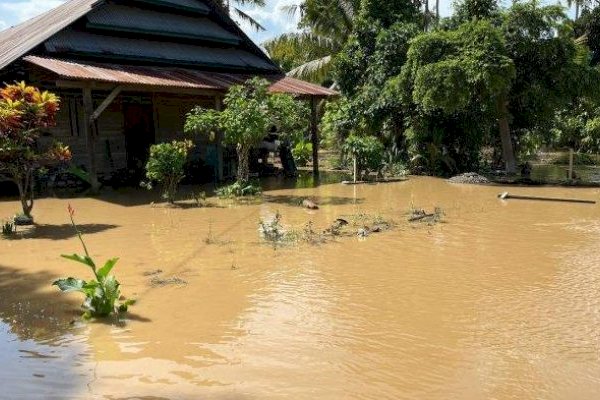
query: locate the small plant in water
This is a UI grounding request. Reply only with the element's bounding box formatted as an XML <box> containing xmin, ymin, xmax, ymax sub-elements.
<box><xmin>1</xmin><ymin>219</ymin><xmax>15</xmax><ymax>237</ymax></box>
<box><xmin>191</xmin><ymin>190</ymin><xmax>207</xmax><ymax>207</ymax></box>
<box><xmin>217</xmin><ymin>181</ymin><xmax>261</xmax><ymax>198</ymax></box>
<box><xmin>408</xmin><ymin>206</ymin><xmax>444</xmax><ymax>224</ymax></box>
<box><xmin>53</xmin><ymin>204</ymin><xmax>134</xmax><ymax>319</ymax></box>
<box><xmin>259</xmin><ymin>212</ymin><xmax>286</xmax><ymax>246</ymax></box>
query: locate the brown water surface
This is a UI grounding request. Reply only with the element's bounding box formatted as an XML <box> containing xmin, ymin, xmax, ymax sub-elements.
<box><xmin>2</xmin><ymin>177</ymin><xmax>600</xmax><ymax>399</ymax></box>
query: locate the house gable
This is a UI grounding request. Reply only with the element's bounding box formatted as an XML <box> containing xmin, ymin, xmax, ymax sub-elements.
<box><xmin>0</xmin><ymin>0</ymin><xmax>279</xmax><ymax>73</ymax></box>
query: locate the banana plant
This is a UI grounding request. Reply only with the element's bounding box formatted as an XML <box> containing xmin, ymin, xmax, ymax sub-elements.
<box><xmin>53</xmin><ymin>205</ymin><xmax>134</xmax><ymax>319</ymax></box>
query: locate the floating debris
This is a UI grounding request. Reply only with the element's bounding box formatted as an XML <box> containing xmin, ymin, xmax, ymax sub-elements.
<box><xmin>150</xmin><ymin>276</ymin><xmax>188</xmax><ymax>287</ymax></box>
<box><xmin>302</xmin><ymin>199</ymin><xmax>319</xmax><ymax>210</ymax></box>
<box><xmin>498</xmin><ymin>192</ymin><xmax>596</xmax><ymax>204</ymax></box>
<box><xmin>142</xmin><ymin>269</ymin><xmax>163</xmax><ymax>277</ymax></box>
<box><xmin>448</xmin><ymin>172</ymin><xmax>489</xmax><ymax>185</ymax></box>
<box><xmin>408</xmin><ymin>207</ymin><xmax>444</xmax><ymax>224</ymax></box>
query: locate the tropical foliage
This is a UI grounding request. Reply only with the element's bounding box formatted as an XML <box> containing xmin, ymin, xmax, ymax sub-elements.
<box><xmin>53</xmin><ymin>205</ymin><xmax>134</xmax><ymax>319</ymax></box>
<box><xmin>0</xmin><ymin>82</ymin><xmax>70</xmax><ymax>221</ymax></box>
<box><xmin>292</xmin><ymin>140</ymin><xmax>313</xmax><ymax>166</ymax></box>
<box><xmin>342</xmin><ymin>135</ymin><xmax>385</xmax><ymax>175</ymax></box>
<box><xmin>185</xmin><ymin>78</ymin><xmax>306</xmax><ymax>184</ymax></box>
<box><xmin>320</xmin><ymin>0</ymin><xmax>600</xmax><ymax>175</ymax></box>
<box><xmin>143</xmin><ymin>140</ymin><xmax>194</xmax><ymax>204</ymax></box>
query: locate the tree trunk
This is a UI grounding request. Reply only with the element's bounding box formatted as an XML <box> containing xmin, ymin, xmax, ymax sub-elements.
<box><xmin>310</xmin><ymin>97</ymin><xmax>320</xmax><ymax>179</ymax></box>
<box><xmin>497</xmin><ymin>96</ymin><xmax>517</xmax><ymax>174</ymax></box>
<box><xmin>237</xmin><ymin>146</ymin><xmax>250</xmax><ymax>184</ymax></box>
<box><xmin>424</xmin><ymin>0</ymin><xmax>429</xmax><ymax>31</ymax></box>
<box><xmin>15</xmin><ymin>169</ymin><xmax>34</xmax><ymax>217</ymax></box>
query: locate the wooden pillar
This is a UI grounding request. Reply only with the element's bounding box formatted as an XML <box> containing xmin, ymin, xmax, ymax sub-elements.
<box><xmin>215</xmin><ymin>95</ymin><xmax>224</xmax><ymax>182</ymax></box>
<box><xmin>82</xmin><ymin>87</ymin><xmax>100</xmax><ymax>192</ymax></box>
<box><xmin>310</xmin><ymin>96</ymin><xmax>319</xmax><ymax>178</ymax></box>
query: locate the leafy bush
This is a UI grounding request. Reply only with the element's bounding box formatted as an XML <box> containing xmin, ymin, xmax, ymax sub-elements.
<box><xmin>550</xmin><ymin>152</ymin><xmax>598</xmax><ymax>166</ymax></box>
<box><xmin>216</xmin><ymin>181</ymin><xmax>262</xmax><ymax>198</ymax></box>
<box><xmin>0</xmin><ymin>82</ymin><xmax>69</xmax><ymax>219</ymax></box>
<box><xmin>342</xmin><ymin>135</ymin><xmax>385</xmax><ymax>174</ymax></box>
<box><xmin>292</xmin><ymin>140</ymin><xmax>313</xmax><ymax>167</ymax></box>
<box><xmin>143</xmin><ymin>140</ymin><xmax>193</xmax><ymax>203</ymax></box>
<box><xmin>186</xmin><ymin>78</ymin><xmax>307</xmax><ymax>183</ymax></box>
<box><xmin>53</xmin><ymin>205</ymin><xmax>133</xmax><ymax>319</ymax></box>
<box><xmin>381</xmin><ymin>162</ymin><xmax>408</xmax><ymax>178</ymax></box>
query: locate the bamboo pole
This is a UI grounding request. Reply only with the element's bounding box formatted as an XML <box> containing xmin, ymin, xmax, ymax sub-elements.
<box><xmin>498</xmin><ymin>192</ymin><xmax>596</xmax><ymax>204</ymax></box>
<box><xmin>568</xmin><ymin>148</ymin><xmax>574</xmax><ymax>181</ymax></box>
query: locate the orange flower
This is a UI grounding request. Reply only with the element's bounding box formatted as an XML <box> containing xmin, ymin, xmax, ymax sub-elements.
<box><xmin>67</xmin><ymin>204</ymin><xmax>75</xmax><ymax>218</ymax></box>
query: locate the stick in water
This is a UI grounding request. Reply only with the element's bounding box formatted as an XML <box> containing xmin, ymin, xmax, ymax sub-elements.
<box><xmin>498</xmin><ymin>192</ymin><xmax>596</xmax><ymax>204</ymax></box>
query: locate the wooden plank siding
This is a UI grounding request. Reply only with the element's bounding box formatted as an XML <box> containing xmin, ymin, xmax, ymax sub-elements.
<box><xmin>37</xmin><ymin>88</ymin><xmax>221</xmax><ymax>180</ymax></box>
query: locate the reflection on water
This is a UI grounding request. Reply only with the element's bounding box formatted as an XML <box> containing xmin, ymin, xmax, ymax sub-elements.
<box><xmin>2</xmin><ymin>177</ymin><xmax>600</xmax><ymax>399</ymax></box>
<box><xmin>532</xmin><ymin>163</ymin><xmax>600</xmax><ymax>183</ymax></box>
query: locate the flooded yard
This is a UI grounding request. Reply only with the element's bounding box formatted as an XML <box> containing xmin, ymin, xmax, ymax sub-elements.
<box><xmin>2</xmin><ymin>177</ymin><xmax>600</xmax><ymax>399</ymax></box>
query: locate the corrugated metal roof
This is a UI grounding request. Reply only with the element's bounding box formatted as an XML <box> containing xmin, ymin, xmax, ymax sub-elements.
<box><xmin>134</xmin><ymin>0</ymin><xmax>210</xmax><ymax>14</ymax></box>
<box><xmin>87</xmin><ymin>4</ymin><xmax>240</xmax><ymax>44</ymax></box>
<box><xmin>0</xmin><ymin>0</ymin><xmax>102</xmax><ymax>70</ymax></box>
<box><xmin>24</xmin><ymin>56</ymin><xmax>338</xmax><ymax>97</ymax></box>
<box><xmin>45</xmin><ymin>30</ymin><xmax>278</xmax><ymax>71</ymax></box>
<box><xmin>0</xmin><ymin>0</ymin><xmax>279</xmax><ymax>74</ymax></box>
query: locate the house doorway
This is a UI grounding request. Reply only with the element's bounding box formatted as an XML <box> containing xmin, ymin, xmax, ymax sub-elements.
<box><xmin>124</xmin><ymin>102</ymin><xmax>155</xmax><ymax>179</ymax></box>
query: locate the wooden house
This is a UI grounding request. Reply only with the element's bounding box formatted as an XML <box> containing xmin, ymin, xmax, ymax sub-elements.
<box><xmin>0</xmin><ymin>0</ymin><xmax>335</xmax><ymax>188</ymax></box>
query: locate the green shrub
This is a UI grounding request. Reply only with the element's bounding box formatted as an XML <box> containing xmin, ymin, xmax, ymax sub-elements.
<box><xmin>292</xmin><ymin>141</ymin><xmax>313</xmax><ymax>167</ymax></box>
<box><xmin>550</xmin><ymin>152</ymin><xmax>598</xmax><ymax>166</ymax></box>
<box><xmin>342</xmin><ymin>135</ymin><xmax>385</xmax><ymax>173</ymax></box>
<box><xmin>143</xmin><ymin>140</ymin><xmax>193</xmax><ymax>203</ymax></box>
<box><xmin>216</xmin><ymin>181</ymin><xmax>262</xmax><ymax>198</ymax></box>
<box><xmin>53</xmin><ymin>205</ymin><xmax>133</xmax><ymax>319</ymax></box>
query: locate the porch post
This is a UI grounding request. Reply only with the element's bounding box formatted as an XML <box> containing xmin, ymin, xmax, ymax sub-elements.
<box><xmin>310</xmin><ymin>96</ymin><xmax>319</xmax><ymax>178</ymax></box>
<box><xmin>215</xmin><ymin>95</ymin><xmax>224</xmax><ymax>182</ymax></box>
<box><xmin>82</xmin><ymin>87</ymin><xmax>100</xmax><ymax>192</ymax></box>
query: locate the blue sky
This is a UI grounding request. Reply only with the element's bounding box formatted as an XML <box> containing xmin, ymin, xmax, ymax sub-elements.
<box><xmin>0</xmin><ymin>0</ymin><xmax>576</xmax><ymax>46</ymax></box>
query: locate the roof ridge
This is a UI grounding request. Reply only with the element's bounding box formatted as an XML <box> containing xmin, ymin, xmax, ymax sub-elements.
<box><xmin>0</xmin><ymin>0</ymin><xmax>280</xmax><ymax>73</ymax></box>
<box><xmin>0</xmin><ymin>0</ymin><xmax>103</xmax><ymax>70</ymax></box>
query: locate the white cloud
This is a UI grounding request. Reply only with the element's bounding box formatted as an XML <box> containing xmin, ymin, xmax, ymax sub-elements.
<box><xmin>0</xmin><ymin>0</ymin><xmax>64</xmax><ymax>25</ymax></box>
<box><xmin>238</xmin><ymin>0</ymin><xmax>301</xmax><ymax>44</ymax></box>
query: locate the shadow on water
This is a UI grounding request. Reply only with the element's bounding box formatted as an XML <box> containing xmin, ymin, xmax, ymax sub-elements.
<box><xmin>0</xmin><ymin>264</ymin><xmax>79</xmax><ymax>340</ymax></box>
<box><xmin>263</xmin><ymin>194</ymin><xmax>364</xmax><ymax>207</ymax></box>
<box><xmin>0</xmin><ymin>263</ymin><xmax>151</xmax><ymax>338</ymax></box>
<box><xmin>10</xmin><ymin>223</ymin><xmax>119</xmax><ymax>240</ymax></box>
<box><xmin>89</xmin><ymin>172</ymin><xmax>348</xmax><ymax>207</ymax></box>
<box><xmin>0</xmin><ymin>264</ymin><xmax>88</xmax><ymax>398</ymax></box>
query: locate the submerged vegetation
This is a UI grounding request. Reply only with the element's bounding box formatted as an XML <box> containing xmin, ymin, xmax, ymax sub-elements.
<box><xmin>216</xmin><ymin>181</ymin><xmax>262</xmax><ymax>199</ymax></box>
<box><xmin>408</xmin><ymin>205</ymin><xmax>445</xmax><ymax>225</ymax></box>
<box><xmin>258</xmin><ymin>211</ymin><xmax>398</xmax><ymax>247</ymax></box>
<box><xmin>53</xmin><ymin>205</ymin><xmax>133</xmax><ymax>319</ymax></box>
<box><xmin>2</xmin><ymin>219</ymin><xmax>15</xmax><ymax>237</ymax></box>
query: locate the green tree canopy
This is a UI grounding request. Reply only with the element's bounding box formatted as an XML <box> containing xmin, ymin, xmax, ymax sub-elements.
<box><xmin>185</xmin><ymin>78</ymin><xmax>308</xmax><ymax>183</ymax></box>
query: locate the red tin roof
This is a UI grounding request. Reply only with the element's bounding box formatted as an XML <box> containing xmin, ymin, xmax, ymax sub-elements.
<box><xmin>25</xmin><ymin>56</ymin><xmax>338</xmax><ymax>97</ymax></box>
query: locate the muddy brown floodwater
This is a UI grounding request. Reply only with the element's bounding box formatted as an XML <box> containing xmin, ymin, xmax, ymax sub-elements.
<box><xmin>2</xmin><ymin>176</ymin><xmax>600</xmax><ymax>399</ymax></box>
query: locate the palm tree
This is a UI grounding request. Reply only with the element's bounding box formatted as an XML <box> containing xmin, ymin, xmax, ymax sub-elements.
<box><xmin>264</xmin><ymin>0</ymin><xmax>359</xmax><ymax>82</ymax></box>
<box><xmin>218</xmin><ymin>0</ymin><xmax>267</xmax><ymax>31</ymax></box>
<box><xmin>567</xmin><ymin>0</ymin><xmax>600</xmax><ymax>19</ymax></box>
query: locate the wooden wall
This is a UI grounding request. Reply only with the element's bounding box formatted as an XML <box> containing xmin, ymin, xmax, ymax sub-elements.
<box><xmin>39</xmin><ymin>89</ymin><xmax>222</xmax><ymax>180</ymax></box>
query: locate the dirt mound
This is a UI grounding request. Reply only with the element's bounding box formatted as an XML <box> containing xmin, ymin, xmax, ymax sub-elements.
<box><xmin>448</xmin><ymin>172</ymin><xmax>490</xmax><ymax>185</ymax></box>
